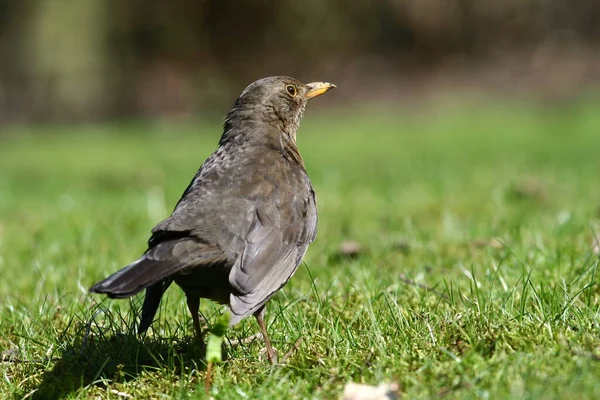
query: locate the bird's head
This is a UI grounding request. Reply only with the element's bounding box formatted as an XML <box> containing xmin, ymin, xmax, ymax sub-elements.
<box><xmin>223</xmin><ymin>76</ymin><xmax>336</xmax><ymax>143</ymax></box>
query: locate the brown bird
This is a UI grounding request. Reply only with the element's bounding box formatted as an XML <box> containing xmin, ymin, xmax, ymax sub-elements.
<box><xmin>90</xmin><ymin>76</ymin><xmax>335</xmax><ymax>363</ymax></box>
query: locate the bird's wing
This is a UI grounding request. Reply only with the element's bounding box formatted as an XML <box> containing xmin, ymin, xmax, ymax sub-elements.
<box><xmin>228</xmin><ymin>189</ymin><xmax>317</xmax><ymax>325</ymax></box>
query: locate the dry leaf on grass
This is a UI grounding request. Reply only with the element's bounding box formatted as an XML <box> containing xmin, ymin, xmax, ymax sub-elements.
<box><xmin>341</xmin><ymin>382</ymin><xmax>399</xmax><ymax>400</ymax></box>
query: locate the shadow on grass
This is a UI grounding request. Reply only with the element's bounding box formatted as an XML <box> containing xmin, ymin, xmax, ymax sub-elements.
<box><xmin>31</xmin><ymin>311</ymin><xmax>207</xmax><ymax>399</ymax></box>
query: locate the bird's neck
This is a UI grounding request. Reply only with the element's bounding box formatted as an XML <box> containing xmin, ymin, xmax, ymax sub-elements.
<box><xmin>221</xmin><ymin>107</ymin><xmax>304</xmax><ymax>167</ymax></box>
<box><xmin>279</xmin><ymin>129</ymin><xmax>305</xmax><ymax>168</ymax></box>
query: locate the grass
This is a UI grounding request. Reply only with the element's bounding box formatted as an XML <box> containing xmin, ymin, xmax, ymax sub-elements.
<box><xmin>1</xmin><ymin>99</ymin><xmax>600</xmax><ymax>399</ymax></box>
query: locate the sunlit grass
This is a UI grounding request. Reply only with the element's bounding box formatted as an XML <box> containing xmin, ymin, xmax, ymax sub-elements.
<box><xmin>1</xmin><ymin>101</ymin><xmax>600</xmax><ymax>399</ymax></box>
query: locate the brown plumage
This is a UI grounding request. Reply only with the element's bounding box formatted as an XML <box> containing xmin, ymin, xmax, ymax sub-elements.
<box><xmin>89</xmin><ymin>76</ymin><xmax>335</xmax><ymax>363</ymax></box>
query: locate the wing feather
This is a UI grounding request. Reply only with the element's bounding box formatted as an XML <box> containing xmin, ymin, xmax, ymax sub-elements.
<box><xmin>228</xmin><ymin>188</ymin><xmax>317</xmax><ymax>325</ymax></box>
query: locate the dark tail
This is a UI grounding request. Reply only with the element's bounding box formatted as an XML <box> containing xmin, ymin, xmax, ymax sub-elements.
<box><xmin>89</xmin><ymin>238</ymin><xmax>224</xmax><ymax>333</ymax></box>
<box><xmin>89</xmin><ymin>256</ymin><xmax>181</xmax><ymax>298</ymax></box>
<box><xmin>138</xmin><ymin>279</ymin><xmax>173</xmax><ymax>333</ymax></box>
<box><xmin>89</xmin><ymin>255</ymin><xmax>181</xmax><ymax>333</ymax></box>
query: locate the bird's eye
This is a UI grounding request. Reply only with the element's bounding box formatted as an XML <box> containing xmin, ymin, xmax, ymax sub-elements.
<box><xmin>286</xmin><ymin>85</ymin><xmax>297</xmax><ymax>97</ymax></box>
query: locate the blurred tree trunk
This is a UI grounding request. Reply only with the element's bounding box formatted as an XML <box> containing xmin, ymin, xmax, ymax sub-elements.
<box><xmin>26</xmin><ymin>0</ymin><xmax>111</xmax><ymax>120</ymax></box>
<box><xmin>0</xmin><ymin>1</ymin><xmax>33</xmax><ymax>121</ymax></box>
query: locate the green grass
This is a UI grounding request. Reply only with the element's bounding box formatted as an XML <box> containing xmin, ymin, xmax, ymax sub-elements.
<box><xmin>1</xmin><ymin>100</ymin><xmax>600</xmax><ymax>399</ymax></box>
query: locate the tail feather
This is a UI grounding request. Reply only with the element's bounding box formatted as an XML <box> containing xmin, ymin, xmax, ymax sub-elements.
<box><xmin>138</xmin><ymin>279</ymin><xmax>173</xmax><ymax>333</ymax></box>
<box><xmin>89</xmin><ymin>256</ymin><xmax>182</xmax><ymax>298</ymax></box>
<box><xmin>90</xmin><ymin>238</ymin><xmax>228</xmax><ymax>333</ymax></box>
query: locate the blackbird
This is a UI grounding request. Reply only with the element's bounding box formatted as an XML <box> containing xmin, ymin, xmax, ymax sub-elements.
<box><xmin>90</xmin><ymin>76</ymin><xmax>335</xmax><ymax>363</ymax></box>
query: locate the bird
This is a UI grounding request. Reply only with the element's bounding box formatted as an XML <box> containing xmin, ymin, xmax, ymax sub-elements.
<box><xmin>89</xmin><ymin>76</ymin><xmax>335</xmax><ymax>363</ymax></box>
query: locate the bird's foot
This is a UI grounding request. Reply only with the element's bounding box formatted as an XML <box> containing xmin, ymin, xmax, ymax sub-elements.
<box><xmin>258</xmin><ymin>346</ymin><xmax>278</xmax><ymax>364</ymax></box>
<box><xmin>228</xmin><ymin>333</ymin><xmax>262</xmax><ymax>346</ymax></box>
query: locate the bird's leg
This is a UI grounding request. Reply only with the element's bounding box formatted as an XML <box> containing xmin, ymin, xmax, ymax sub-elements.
<box><xmin>254</xmin><ymin>306</ymin><xmax>277</xmax><ymax>364</ymax></box>
<box><xmin>186</xmin><ymin>296</ymin><xmax>203</xmax><ymax>342</ymax></box>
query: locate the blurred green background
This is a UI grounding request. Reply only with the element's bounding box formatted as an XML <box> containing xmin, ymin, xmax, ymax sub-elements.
<box><xmin>1</xmin><ymin>0</ymin><xmax>599</xmax><ymax>122</ymax></box>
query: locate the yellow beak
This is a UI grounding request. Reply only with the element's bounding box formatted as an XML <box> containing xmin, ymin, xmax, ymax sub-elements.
<box><xmin>305</xmin><ymin>82</ymin><xmax>336</xmax><ymax>99</ymax></box>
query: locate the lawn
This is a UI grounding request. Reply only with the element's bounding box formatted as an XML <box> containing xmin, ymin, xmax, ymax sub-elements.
<box><xmin>1</xmin><ymin>99</ymin><xmax>600</xmax><ymax>399</ymax></box>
